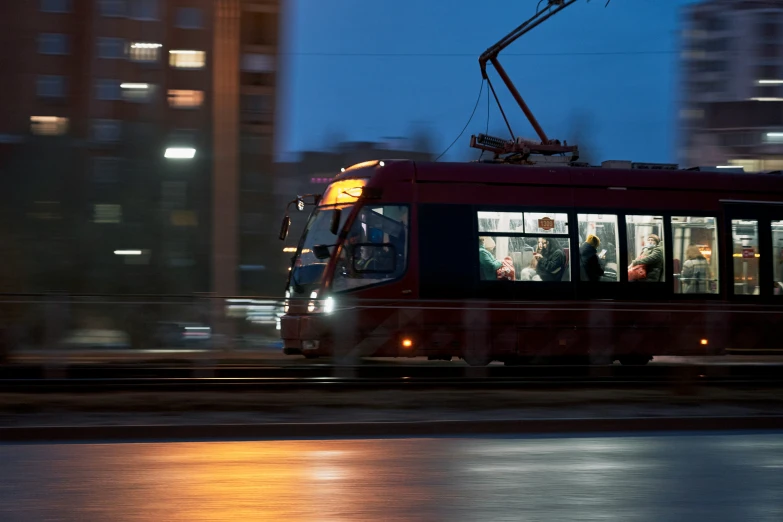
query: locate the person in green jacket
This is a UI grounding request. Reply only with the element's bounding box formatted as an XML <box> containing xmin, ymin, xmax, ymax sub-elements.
<box><xmin>479</xmin><ymin>236</ymin><xmax>504</xmax><ymax>280</ymax></box>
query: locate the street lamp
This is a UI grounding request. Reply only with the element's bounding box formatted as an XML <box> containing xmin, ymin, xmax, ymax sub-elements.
<box><xmin>164</xmin><ymin>147</ymin><xmax>196</xmax><ymax>159</ymax></box>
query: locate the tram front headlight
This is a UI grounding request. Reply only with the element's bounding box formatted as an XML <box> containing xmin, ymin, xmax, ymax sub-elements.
<box><xmin>307</xmin><ymin>292</ymin><xmax>335</xmax><ymax>314</ymax></box>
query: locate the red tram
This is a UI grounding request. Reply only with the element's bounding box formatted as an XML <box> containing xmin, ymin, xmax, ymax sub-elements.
<box><xmin>279</xmin><ymin>159</ymin><xmax>783</xmax><ymax>365</ymax></box>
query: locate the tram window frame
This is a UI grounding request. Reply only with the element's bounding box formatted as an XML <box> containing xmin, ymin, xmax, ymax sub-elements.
<box><xmin>474</xmin><ymin>207</ymin><xmax>575</xmax><ymax>300</ymax></box>
<box><xmin>610</xmin><ymin>211</ymin><xmax>673</xmax><ymax>301</ymax></box>
<box><xmin>730</xmin><ymin>218</ymin><xmax>762</xmax><ymax>297</ymax></box>
<box><xmin>670</xmin><ymin>215</ymin><xmax>722</xmax><ymax>298</ymax></box>
<box><xmin>575</xmin><ymin>213</ymin><xmax>621</xmax><ymax>283</ymax></box>
<box><xmin>772</xmin><ymin>220</ymin><xmax>783</xmax><ymax>296</ymax></box>
<box><xmin>330</xmin><ymin>203</ymin><xmax>411</xmax><ymax>294</ymax></box>
<box><xmin>722</xmin><ymin>202</ymin><xmax>783</xmax><ymax>301</ymax></box>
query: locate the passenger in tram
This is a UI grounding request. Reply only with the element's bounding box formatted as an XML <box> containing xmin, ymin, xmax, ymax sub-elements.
<box><xmin>479</xmin><ymin>236</ymin><xmax>504</xmax><ymax>280</ymax></box>
<box><xmin>479</xmin><ymin>236</ymin><xmax>515</xmax><ymax>280</ymax></box>
<box><xmin>680</xmin><ymin>245</ymin><xmax>711</xmax><ymax>294</ymax></box>
<box><xmin>629</xmin><ymin>234</ymin><xmax>664</xmax><ymax>282</ymax></box>
<box><xmin>519</xmin><ymin>256</ymin><xmax>542</xmax><ymax>281</ymax></box>
<box><xmin>533</xmin><ymin>237</ymin><xmax>567</xmax><ymax>281</ymax></box>
<box><xmin>579</xmin><ymin>234</ymin><xmax>606</xmax><ymax>282</ymax></box>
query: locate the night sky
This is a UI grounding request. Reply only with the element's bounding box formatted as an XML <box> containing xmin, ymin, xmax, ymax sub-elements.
<box><xmin>279</xmin><ymin>0</ymin><xmax>701</xmax><ymax>164</ymax></box>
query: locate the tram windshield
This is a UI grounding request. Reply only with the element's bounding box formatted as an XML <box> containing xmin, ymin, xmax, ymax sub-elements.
<box><xmin>288</xmin><ymin>179</ymin><xmax>367</xmax><ymax>297</ymax></box>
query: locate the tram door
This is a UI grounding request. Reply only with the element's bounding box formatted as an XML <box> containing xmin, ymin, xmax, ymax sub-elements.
<box><xmin>723</xmin><ymin>202</ymin><xmax>783</xmax><ymax>298</ymax></box>
<box><xmin>723</xmin><ymin>201</ymin><xmax>783</xmax><ymax>351</ymax></box>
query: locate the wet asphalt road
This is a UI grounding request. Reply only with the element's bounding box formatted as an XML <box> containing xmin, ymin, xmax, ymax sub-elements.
<box><xmin>1</xmin><ymin>431</ymin><xmax>782</xmax><ymax>521</ymax></box>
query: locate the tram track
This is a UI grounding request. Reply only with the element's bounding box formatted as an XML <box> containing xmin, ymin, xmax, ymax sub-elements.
<box><xmin>1</xmin><ymin>363</ymin><xmax>783</xmax><ymax>393</ymax></box>
<box><xmin>2</xmin><ymin>361</ymin><xmax>783</xmax><ymax>379</ymax></box>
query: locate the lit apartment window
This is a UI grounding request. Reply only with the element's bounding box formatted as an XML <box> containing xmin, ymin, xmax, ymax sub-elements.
<box><xmin>728</xmin><ymin>159</ymin><xmax>760</xmax><ymax>173</ymax></box>
<box><xmin>93</xmin><ymin>157</ymin><xmax>121</xmax><ymax>183</ymax></box>
<box><xmin>169</xmin><ymin>50</ymin><xmax>205</xmax><ymax>69</ymax></box>
<box><xmin>765</xmin><ymin>132</ymin><xmax>783</xmax><ymax>144</ymax></box>
<box><xmin>40</xmin><ymin>0</ymin><xmax>71</xmax><ymax>13</ymax></box>
<box><xmin>167</xmin><ymin>89</ymin><xmax>204</xmax><ymax>109</ymax></box>
<box><xmin>99</xmin><ymin>0</ymin><xmax>125</xmax><ymax>17</ymax></box>
<box><xmin>93</xmin><ymin>204</ymin><xmax>122</xmax><ymax>224</ymax></box>
<box><xmin>30</xmin><ymin>116</ymin><xmax>68</xmax><ymax>136</ymax></box>
<box><xmin>121</xmin><ymin>83</ymin><xmax>155</xmax><ymax>102</ymax></box>
<box><xmin>129</xmin><ymin>42</ymin><xmax>162</xmax><ymax>62</ymax></box>
<box><xmin>96</xmin><ymin>79</ymin><xmax>121</xmax><ymax>100</ymax></box>
<box><xmin>176</xmin><ymin>7</ymin><xmax>202</xmax><ymax>29</ymax></box>
<box><xmin>129</xmin><ymin>0</ymin><xmax>158</xmax><ymax>20</ymax></box>
<box><xmin>38</xmin><ymin>33</ymin><xmax>69</xmax><ymax>55</ymax></box>
<box><xmin>92</xmin><ymin>119</ymin><xmax>122</xmax><ymax>142</ymax></box>
<box><xmin>37</xmin><ymin>75</ymin><xmax>66</xmax><ymax>98</ymax></box>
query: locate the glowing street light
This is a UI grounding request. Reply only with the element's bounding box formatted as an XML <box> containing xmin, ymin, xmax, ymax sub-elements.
<box><xmin>164</xmin><ymin>147</ymin><xmax>196</xmax><ymax>159</ymax></box>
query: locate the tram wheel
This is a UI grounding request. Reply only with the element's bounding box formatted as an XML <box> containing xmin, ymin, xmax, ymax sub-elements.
<box><xmin>588</xmin><ymin>349</ymin><xmax>615</xmax><ymax>365</ymax></box>
<box><xmin>462</xmin><ymin>352</ymin><xmax>492</xmax><ymax>367</ymax></box>
<box><xmin>618</xmin><ymin>355</ymin><xmax>652</xmax><ymax>366</ymax></box>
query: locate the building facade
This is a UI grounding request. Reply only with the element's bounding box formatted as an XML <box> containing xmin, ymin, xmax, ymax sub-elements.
<box><xmin>0</xmin><ymin>0</ymin><xmax>279</xmax><ymax>296</ymax></box>
<box><xmin>679</xmin><ymin>0</ymin><xmax>783</xmax><ymax>171</ymax></box>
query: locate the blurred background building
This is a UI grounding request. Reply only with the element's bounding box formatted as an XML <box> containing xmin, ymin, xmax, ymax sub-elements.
<box><xmin>679</xmin><ymin>0</ymin><xmax>783</xmax><ymax>171</ymax></box>
<box><xmin>12</xmin><ymin>0</ymin><xmax>781</xmax><ymax>300</ymax></box>
<box><xmin>0</xmin><ymin>0</ymin><xmax>279</xmax><ymax>296</ymax></box>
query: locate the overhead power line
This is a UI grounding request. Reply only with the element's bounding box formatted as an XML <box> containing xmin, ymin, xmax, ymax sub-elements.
<box><xmin>284</xmin><ymin>50</ymin><xmax>677</xmax><ymax>57</ymax></box>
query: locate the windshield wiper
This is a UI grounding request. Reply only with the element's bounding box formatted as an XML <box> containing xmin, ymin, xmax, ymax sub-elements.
<box><xmin>291</xmin><ymin>267</ymin><xmax>304</xmax><ymax>294</ymax></box>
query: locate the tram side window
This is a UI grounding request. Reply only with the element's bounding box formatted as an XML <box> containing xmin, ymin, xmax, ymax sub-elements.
<box><xmin>731</xmin><ymin>219</ymin><xmax>760</xmax><ymax>296</ymax></box>
<box><xmin>332</xmin><ymin>205</ymin><xmax>409</xmax><ymax>292</ymax></box>
<box><xmin>626</xmin><ymin>215</ymin><xmax>665</xmax><ymax>283</ymax></box>
<box><xmin>577</xmin><ymin>214</ymin><xmax>619</xmax><ymax>282</ymax></box>
<box><xmin>477</xmin><ymin>211</ymin><xmax>570</xmax><ymax>282</ymax></box>
<box><xmin>772</xmin><ymin>221</ymin><xmax>783</xmax><ymax>295</ymax></box>
<box><xmin>671</xmin><ymin>216</ymin><xmax>719</xmax><ymax>294</ymax></box>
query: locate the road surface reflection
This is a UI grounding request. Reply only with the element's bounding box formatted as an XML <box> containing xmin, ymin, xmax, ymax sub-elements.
<box><xmin>1</xmin><ymin>432</ymin><xmax>782</xmax><ymax>521</ymax></box>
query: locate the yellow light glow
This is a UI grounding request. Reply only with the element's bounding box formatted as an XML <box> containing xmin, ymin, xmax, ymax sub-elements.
<box><xmin>30</xmin><ymin>116</ymin><xmax>68</xmax><ymax>136</ymax></box>
<box><xmin>700</xmin><ymin>339</ymin><xmax>708</xmax><ymax>346</ymax></box>
<box><xmin>320</xmin><ymin>179</ymin><xmax>367</xmax><ymax>206</ymax></box>
<box><xmin>344</xmin><ymin>160</ymin><xmax>381</xmax><ymax>171</ymax></box>
<box><xmin>401</xmin><ymin>338</ymin><xmax>413</xmax><ymax>348</ymax></box>
<box><xmin>168</xmin><ymin>89</ymin><xmax>204</xmax><ymax>108</ymax></box>
<box><xmin>169</xmin><ymin>50</ymin><xmax>206</xmax><ymax>69</ymax></box>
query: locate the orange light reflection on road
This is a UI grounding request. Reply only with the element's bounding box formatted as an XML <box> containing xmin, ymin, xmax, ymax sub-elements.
<box><xmin>33</xmin><ymin>439</ymin><xmax>436</xmax><ymax>521</ymax></box>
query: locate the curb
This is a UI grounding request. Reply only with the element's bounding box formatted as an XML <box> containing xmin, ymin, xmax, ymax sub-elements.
<box><xmin>2</xmin><ymin>416</ymin><xmax>782</xmax><ymax>442</ymax></box>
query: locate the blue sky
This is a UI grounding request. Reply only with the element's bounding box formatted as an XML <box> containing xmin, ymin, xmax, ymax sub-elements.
<box><xmin>278</xmin><ymin>0</ymin><xmax>700</xmax><ymax>164</ymax></box>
